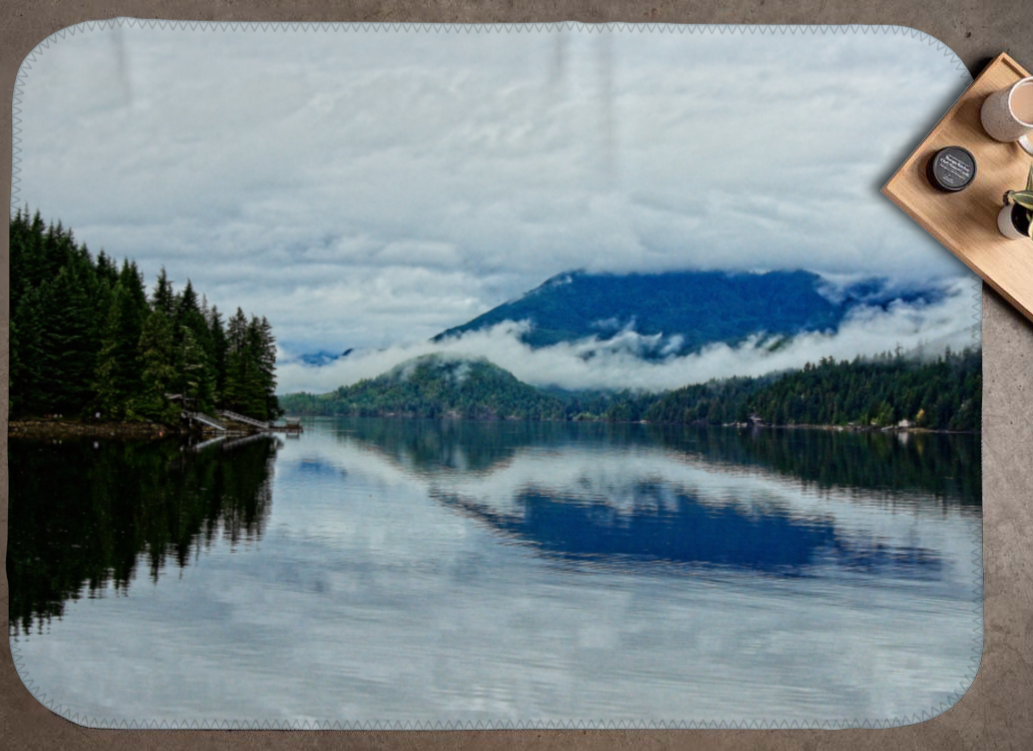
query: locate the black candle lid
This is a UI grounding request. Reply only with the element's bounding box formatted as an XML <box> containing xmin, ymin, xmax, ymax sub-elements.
<box><xmin>927</xmin><ymin>146</ymin><xmax>976</xmax><ymax>192</ymax></box>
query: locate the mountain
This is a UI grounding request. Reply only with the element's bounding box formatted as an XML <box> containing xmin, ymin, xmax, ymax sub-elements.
<box><xmin>431</xmin><ymin>269</ymin><xmax>930</xmax><ymax>356</ymax></box>
<box><xmin>296</xmin><ymin>349</ymin><xmax>353</xmax><ymax>367</ymax></box>
<box><xmin>281</xmin><ymin>354</ymin><xmax>567</xmax><ymax>420</ymax></box>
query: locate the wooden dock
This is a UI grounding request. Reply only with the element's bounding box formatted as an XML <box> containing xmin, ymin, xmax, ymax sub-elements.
<box><xmin>182</xmin><ymin>411</ymin><xmax>227</xmax><ymax>432</ymax></box>
<box><xmin>181</xmin><ymin>407</ymin><xmax>302</xmax><ymax>435</ymax></box>
<box><xmin>217</xmin><ymin>409</ymin><xmax>303</xmax><ymax>434</ymax></box>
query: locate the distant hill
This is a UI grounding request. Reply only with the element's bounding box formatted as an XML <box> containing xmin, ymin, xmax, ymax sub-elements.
<box><xmin>280</xmin><ymin>354</ymin><xmax>566</xmax><ymax>420</ymax></box>
<box><xmin>431</xmin><ymin>269</ymin><xmax>932</xmax><ymax>356</ymax></box>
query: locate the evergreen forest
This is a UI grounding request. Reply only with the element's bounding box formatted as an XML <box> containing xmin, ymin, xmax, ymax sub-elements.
<box><xmin>640</xmin><ymin>346</ymin><xmax>981</xmax><ymax>432</ymax></box>
<box><xmin>9</xmin><ymin>209</ymin><xmax>281</xmax><ymax>424</ymax></box>
<box><xmin>280</xmin><ymin>347</ymin><xmax>981</xmax><ymax>432</ymax></box>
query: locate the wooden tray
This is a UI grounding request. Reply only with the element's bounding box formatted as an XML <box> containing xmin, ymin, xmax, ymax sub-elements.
<box><xmin>883</xmin><ymin>53</ymin><xmax>1033</xmax><ymax>324</ymax></box>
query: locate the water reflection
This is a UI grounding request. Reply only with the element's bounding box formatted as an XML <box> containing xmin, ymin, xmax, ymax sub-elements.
<box><xmin>319</xmin><ymin>417</ymin><xmax>974</xmax><ymax>580</ymax></box>
<box><xmin>434</xmin><ymin>483</ymin><xmax>943</xmax><ymax>578</ymax></box>
<box><xmin>6</xmin><ymin>418</ymin><xmax>982</xmax><ymax>725</ymax></box>
<box><xmin>8</xmin><ymin>435</ymin><xmax>281</xmax><ymax>636</ymax></box>
<box><xmin>332</xmin><ymin>418</ymin><xmax>981</xmax><ymax>506</ymax></box>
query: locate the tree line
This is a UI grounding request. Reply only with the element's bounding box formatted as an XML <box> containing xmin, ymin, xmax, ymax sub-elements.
<box><xmin>280</xmin><ymin>346</ymin><xmax>981</xmax><ymax>432</ymax></box>
<box><xmin>9</xmin><ymin>209</ymin><xmax>281</xmax><ymax>423</ymax></box>
<box><xmin>641</xmin><ymin>346</ymin><xmax>981</xmax><ymax>432</ymax></box>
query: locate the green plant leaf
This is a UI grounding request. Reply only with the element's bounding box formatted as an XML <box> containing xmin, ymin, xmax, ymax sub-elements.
<box><xmin>1026</xmin><ymin>165</ymin><xmax>1033</xmax><ymax>192</ymax></box>
<box><xmin>1011</xmin><ymin>190</ymin><xmax>1033</xmax><ymax>210</ymax></box>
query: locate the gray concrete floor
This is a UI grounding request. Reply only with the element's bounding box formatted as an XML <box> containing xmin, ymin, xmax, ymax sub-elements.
<box><xmin>1</xmin><ymin>1</ymin><xmax>1031</xmax><ymax>749</ymax></box>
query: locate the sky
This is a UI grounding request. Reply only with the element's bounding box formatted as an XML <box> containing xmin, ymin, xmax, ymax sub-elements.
<box><xmin>15</xmin><ymin>23</ymin><xmax>979</xmax><ymax>392</ymax></box>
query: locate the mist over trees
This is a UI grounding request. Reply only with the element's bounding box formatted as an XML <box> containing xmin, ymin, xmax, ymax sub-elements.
<box><xmin>9</xmin><ymin>209</ymin><xmax>281</xmax><ymax>423</ymax></box>
<box><xmin>279</xmin><ymin>347</ymin><xmax>981</xmax><ymax>433</ymax></box>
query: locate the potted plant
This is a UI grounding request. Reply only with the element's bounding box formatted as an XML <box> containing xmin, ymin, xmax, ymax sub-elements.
<box><xmin>999</xmin><ymin>164</ymin><xmax>1033</xmax><ymax>240</ymax></box>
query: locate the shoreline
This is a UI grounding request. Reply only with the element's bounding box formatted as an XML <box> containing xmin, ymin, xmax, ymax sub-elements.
<box><xmin>8</xmin><ymin>418</ymin><xmax>189</xmax><ymax>439</ymax></box>
<box><xmin>6</xmin><ymin>417</ymin><xmax>978</xmax><ymax>439</ymax></box>
<box><xmin>279</xmin><ymin>414</ymin><xmax>979</xmax><ymax>435</ymax></box>
<box><xmin>8</xmin><ymin>417</ymin><xmax>287</xmax><ymax>440</ymax></box>
<box><xmin>712</xmin><ymin>421</ymin><xmax>976</xmax><ymax>435</ymax></box>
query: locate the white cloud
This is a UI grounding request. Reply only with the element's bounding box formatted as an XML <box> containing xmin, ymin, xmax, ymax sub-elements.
<box><xmin>276</xmin><ymin>277</ymin><xmax>979</xmax><ymax>394</ymax></box>
<box><xmin>16</xmin><ymin>26</ymin><xmax>976</xmax><ymax>358</ymax></box>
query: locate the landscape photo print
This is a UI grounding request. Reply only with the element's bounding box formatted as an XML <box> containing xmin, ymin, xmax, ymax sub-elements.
<box><xmin>8</xmin><ymin>22</ymin><xmax>982</xmax><ymax>728</ymax></box>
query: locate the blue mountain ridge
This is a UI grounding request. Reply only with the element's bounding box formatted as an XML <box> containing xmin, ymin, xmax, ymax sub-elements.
<box><xmin>296</xmin><ymin>348</ymin><xmax>354</xmax><ymax>367</ymax></box>
<box><xmin>431</xmin><ymin>269</ymin><xmax>942</xmax><ymax>357</ymax></box>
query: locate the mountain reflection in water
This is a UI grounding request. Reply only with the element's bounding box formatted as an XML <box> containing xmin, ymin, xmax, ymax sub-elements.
<box><xmin>434</xmin><ymin>484</ymin><xmax>942</xmax><ymax>578</ymax></box>
<box><xmin>321</xmin><ymin>417</ymin><xmax>973</xmax><ymax>580</ymax></box>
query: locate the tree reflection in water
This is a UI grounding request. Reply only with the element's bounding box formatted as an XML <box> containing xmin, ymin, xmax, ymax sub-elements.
<box><xmin>8</xmin><ymin>435</ymin><xmax>281</xmax><ymax>636</ymax></box>
<box><xmin>335</xmin><ymin>417</ymin><xmax>980</xmax><ymax>506</ymax></box>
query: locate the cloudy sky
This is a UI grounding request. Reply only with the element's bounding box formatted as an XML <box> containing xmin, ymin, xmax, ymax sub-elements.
<box><xmin>16</xmin><ymin>23</ymin><xmax>978</xmax><ymax>392</ymax></box>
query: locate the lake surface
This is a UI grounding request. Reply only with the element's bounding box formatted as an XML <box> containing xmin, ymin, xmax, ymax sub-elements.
<box><xmin>8</xmin><ymin>418</ymin><xmax>982</xmax><ymax>728</ymax></box>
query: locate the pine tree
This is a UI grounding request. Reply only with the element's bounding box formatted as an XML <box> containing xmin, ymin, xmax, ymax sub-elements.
<box><xmin>94</xmin><ymin>291</ymin><xmax>129</xmax><ymax>419</ymax></box>
<box><xmin>255</xmin><ymin>315</ymin><xmax>281</xmax><ymax>420</ymax></box>
<box><xmin>175</xmin><ymin>279</ymin><xmax>200</xmax><ymax>329</ymax></box>
<box><xmin>9</xmin><ymin>285</ymin><xmax>46</xmax><ymax>417</ymax></box>
<box><xmin>151</xmin><ymin>266</ymin><xmax>176</xmax><ymax>320</ymax></box>
<box><xmin>95</xmin><ymin>250</ymin><xmax>120</xmax><ymax>288</ymax></box>
<box><xmin>241</xmin><ymin>317</ymin><xmax>268</xmax><ymax>420</ymax></box>
<box><xmin>174</xmin><ymin>280</ymin><xmax>216</xmax><ymax>411</ymax></box>
<box><xmin>122</xmin><ymin>260</ymin><xmax>150</xmax><ymax>315</ymax></box>
<box><xmin>87</xmin><ymin>263</ymin><xmax>148</xmax><ymax>419</ymax></box>
<box><xmin>223</xmin><ymin>307</ymin><xmax>250</xmax><ymax>413</ymax></box>
<box><xmin>9</xmin><ymin>208</ymin><xmax>33</xmax><ymax>317</ymax></box>
<box><xmin>176</xmin><ymin>326</ymin><xmax>207</xmax><ymax>410</ymax></box>
<box><xmin>41</xmin><ymin>262</ymin><xmax>97</xmax><ymax>414</ymax></box>
<box><xmin>207</xmin><ymin>305</ymin><xmax>229</xmax><ymax>405</ymax></box>
<box><xmin>136</xmin><ymin>310</ymin><xmax>180</xmax><ymax>424</ymax></box>
<box><xmin>41</xmin><ymin>219</ymin><xmax>76</xmax><ymax>283</ymax></box>
<box><xmin>94</xmin><ymin>282</ymin><xmax>143</xmax><ymax>419</ymax></box>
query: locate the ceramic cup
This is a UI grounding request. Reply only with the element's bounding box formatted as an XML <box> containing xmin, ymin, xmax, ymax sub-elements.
<box><xmin>981</xmin><ymin>77</ymin><xmax>1033</xmax><ymax>154</ymax></box>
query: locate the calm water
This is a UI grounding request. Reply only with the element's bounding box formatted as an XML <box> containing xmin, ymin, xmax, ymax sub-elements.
<box><xmin>8</xmin><ymin>418</ymin><xmax>982</xmax><ymax>727</ymax></box>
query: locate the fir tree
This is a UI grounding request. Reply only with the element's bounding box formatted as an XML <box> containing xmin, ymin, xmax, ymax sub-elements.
<box><xmin>255</xmin><ymin>315</ymin><xmax>281</xmax><ymax>420</ymax></box>
<box><xmin>207</xmin><ymin>305</ymin><xmax>229</xmax><ymax>405</ymax></box>
<box><xmin>223</xmin><ymin>308</ymin><xmax>250</xmax><ymax>413</ymax></box>
<box><xmin>41</xmin><ymin>262</ymin><xmax>97</xmax><ymax>414</ymax></box>
<box><xmin>93</xmin><ymin>282</ymin><xmax>143</xmax><ymax>419</ymax></box>
<box><xmin>136</xmin><ymin>310</ymin><xmax>180</xmax><ymax>423</ymax></box>
<box><xmin>95</xmin><ymin>250</ymin><xmax>120</xmax><ymax>288</ymax></box>
<box><xmin>151</xmin><ymin>266</ymin><xmax>177</xmax><ymax>320</ymax></box>
<box><xmin>175</xmin><ymin>326</ymin><xmax>208</xmax><ymax>410</ymax></box>
<box><xmin>174</xmin><ymin>280</ymin><xmax>217</xmax><ymax>411</ymax></box>
<box><xmin>9</xmin><ymin>285</ymin><xmax>46</xmax><ymax>417</ymax></box>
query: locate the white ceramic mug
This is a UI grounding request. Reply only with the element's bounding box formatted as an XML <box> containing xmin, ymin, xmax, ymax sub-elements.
<box><xmin>981</xmin><ymin>77</ymin><xmax>1033</xmax><ymax>154</ymax></box>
